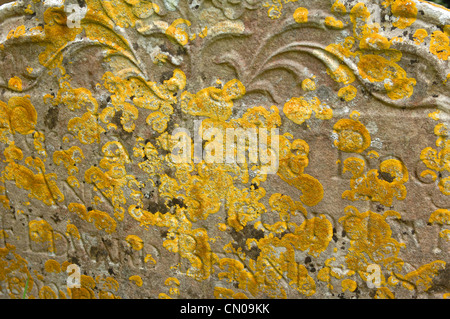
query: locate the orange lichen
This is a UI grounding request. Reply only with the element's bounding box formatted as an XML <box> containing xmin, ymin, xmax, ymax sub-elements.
<box><xmin>102</xmin><ymin>69</ymin><xmax>185</xmax><ymax>134</ymax></box>
<box><xmin>420</xmin><ymin>123</ymin><xmax>450</xmax><ymax>195</ymax></box>
<box><xmin>0</xmin><ymin>244</ymin><xmax>34</xmax><ymax>299</ymax></box>
<box><xmin>181</xmin><ymin>79</ymin><xmax>245</xmax><ymax>121</ymax></box>
<box><xmin>67</xmin><ymin>111</ymin><xmax>105</xmax><ymax>144</ymax></box>
<box><xmin>53</xmin><ymin>146</ymin><xmax>84</xmax><ymax>175</ymax></box>
<box><xmin>8</xmin><ymin>77</ymin><xmax>23</xmax><ymax>92</ymax></box>
<box><xmin>338</xmin><ymin>85</ymin><xmax>357</xmax><ymax>101</ymax></box>
<box><xmin>342</xmin><ymin>157</ymin><xmax>409</xmax><ymax>206</ymax></box>
<box><xmin>125</xmin><ymin>235</ymin><xmax>144</xmax><ymax>250</ymax></box>
<box><xmin>0</xmin><ymin>0</ymin><xmax>447</xmax><ymax>300</ymax></box>
<box><xmin>101</xmin><ymin>0</ymin><xmax>159</xmax><ymax>28</ymax></box>
<box><xmin>144</xmin><ymin>254</ymin><xmax>156</xmax><ymax>265</ymax></box>
<box><xmin>283</xmin><ymin>96</ymin><xmax>333</xmax><ymax>125</ymax></box>
<box><xmin>357</xmin><ymin>54</ymin><xmax>416</xmax><ymax>100</ymax></box>
<box><xmin>39</xmin><ymin>286</ymin><xmax>57</xmax><ymax>299</ymax></box>
<box><xmin>429</xmin><ymin>209</ymin><xmax>450</xmax><ymax>225</ymax></box>
<box><xmin>166</xmin><ymin>19</ymin><xmax>192</xmax><ymax>46</ymax></box>
<box><xmin>301</xmin><ymin>78</ymin><xmax>316</xmax><ymax>91</ymax></box>
<box><xmin>350</xmin><ymin>3</ymin><xmax>371</xmax><ymax>39</ymax></box>
<box><xmin>428</xmin><ymin>110</ymin><xmax>440</xmax><ymax>121</ymax></box>
<box><xmin>38</xmin><ymin>7</ymin><xmax>84</xmax><ymax>74</ymax></box>
<box><xmin>326</xmin><ymin>65</ymin><xmax>356</xmax><ymax>85</ymax></box>
<box><xmin>430</xmin><ymin>30</ymin><xmax>450</xmax><ymax>61</ymax></box>
<box><xmin>341</xmin><ymin>279</ymin><xmax>357</xmax><ymax>292</ymax></box>
<box><xmin>87</xmin><ymin>209</ymin><xmax>117</xmax><ymax>234</ymax></box>
<box><xmin>388</xmin><ymin>0</ymin><xmax>418</xmax><ymax>29</ymax></box>
<box><xmin>339</xmin><ymin>206</ymin><xmax>405</xmax><ymax>278</ymax></box>
<box><xmin>413</xmin><ymin>29</ymin><xmax>428</xmax><ymax>45</ymax></box>
<box><xmin>326</xmin><ymin>3</ymin><xmax>418</xmax><ymax>100</ymax></box>
<box><xmin>293</xmin><ymin>7</ymin><xmax>308</xmax><ymax>23</ymax></box>
<box><xmin>277</xmin><ymin>135</ymin><xmax>324</xmax><ymax>207</ymax></box>
<box><xmin>0</xmin><ymin>96</ymin><xmax>37</xmax><ymax>142</ymax></box>
<box><xmin>325</xmin><ymin>37</ymin><xmax>357</xmax><ymax>59</ymax></box>
<box><xmin>129</xmin><ymin>275</ymin><xmax>143</xmax><ymax>287</ymax></box>
<box><xmin>397</xmin><ymin>261</ymin><xmax>446</xmax><ymax>292</ymax></box>
<box><xmin>325</xmin><ymin>16</ymin><xmax>345</xmax><ymax>29</ymax></box>
<box><xmin>53</xmin><ymin>82</ymin><xmax>99</xmax><ymax>112</ymax></box>
<box><xmin>333</xmin><ymin>117</ymin><xmax>371</xmax><ymax>153</ymax></box>
<box><xmin>214</xmin><ymin>287</ymin><xmax>248</xmax><ymax>299</ymax></box>
<box><xmin>29</xmin><ymin>220</ymin><xmax>59</xmax><ymax>253</ymax></box>
<box><xmin>69</xmin><ymin>203</ymin><xmax>117</xmax><ymax>234</ymax></box>
<box><xmin>263</xmin><ymin>193</ymin><xmax>306</xmax><ymax>234</ymax></box>
<box><xmin>3</xmin><ymin>146</ymin><xmax>64</xmax><ymax>205</ymax></box>
<box><xmin>44</xmin><ymin>260</ymin><xmax>61</xmax><ymax>273</ymax></box>
<box><xmin>284</xmin><ymin>215</ymin><xmax>333</xmax><ymax>257</ymax></box>
<box><xmin>374</xmin><ymin>287</ymin><xmax>395</xmax><ymax>299</ymax></box>
<box><xmin>66</xmin><ymin>221</ymin><xmax>81</xmax><ymax>240</ymax></box>
<box><xmin>331</xmin><ymin>0</ymin><xmax>347</xmax><ymax>13</ymax></box>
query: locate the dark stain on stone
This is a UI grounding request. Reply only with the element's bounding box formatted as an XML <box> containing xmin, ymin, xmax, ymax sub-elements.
<box><xmin>166</xmin><ymin>197</ymin><xmax>187</xmax><ymax>209</ymax></box>
<box><xmin>111</xmin><ymin>110</ymin><xmax>133</xmax><ymax>140</ymax></box>
<box><xmin>229</xmin><ymin>225</ymin><xmax>264</xmax><ymax>260</ymax></box>
<box><xmin>44</xmin><ymin>106</ymin><xmax>59</xmax><ymax>130</ymax></box>
<box><xmin>148</xmin><ymin>200</ymin><xmax>170</xmax><ymax>214</ymax></box>
<box><xmin>430</xmin><ymin>266</ymin><xmax>450</xmax><ymax>292</ymax></box>
<box><xmin>50</xmin><ymin>213</ymin><xmax>61</xmax><ymax>223</ymax></box>
<box><xmin>69</xmin><ymin>256</ymin><xmax>79</xmax><ymax>265</ymax></box>
<box><xmin>160</xmin><ymin>71</ymin><xmax>174</xmax><ymax>83</ymax></box>
<box><xmin>378</xmin><ymin>170</ymin><xmax>395</xmax><ymax>183</ymax></box>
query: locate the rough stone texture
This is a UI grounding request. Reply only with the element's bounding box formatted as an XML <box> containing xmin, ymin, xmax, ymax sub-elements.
<box><xmin>0</xmin><ymin>0</ymin><xmax>449</xmax><ymax>299</ymax></box>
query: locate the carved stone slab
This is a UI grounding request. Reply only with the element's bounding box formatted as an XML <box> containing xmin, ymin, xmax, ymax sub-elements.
<box><xmin>0</xmin><ymin>0</ymin><xmax>449</xmax><ymax>299</ymax></box>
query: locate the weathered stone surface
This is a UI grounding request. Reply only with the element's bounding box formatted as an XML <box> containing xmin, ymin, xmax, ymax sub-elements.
<box><xmin>0</xmin><ymin>0</ymin><xmax>449</xmax><ymax>299</ymax></box>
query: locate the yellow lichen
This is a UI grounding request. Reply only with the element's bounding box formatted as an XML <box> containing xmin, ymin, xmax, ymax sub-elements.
<box><xmin>429</xmin><ymin>209</ymin><xmax>450</xmax><ymax>225</ymax></box>
<box><xmin>125</xmin><ymin>235</ymin><xmax>144</xmax><ymax>250</ymax></box>
<box><xmin>325</xmin><ymin>16</ymin><xmax>345</xmax><ymax>29</ymax></box>
<box><xmin>333</xmin><ymin>117</ymin><xmax>371</xmax><ymax>153</ymax></box>
<box><xmin>301</xmin><ymin>78</ymin><xmax>316</xmax><ymax>91</ymax></box>
<box><xmin>8</xmin><ymin>77</ymin><xmax>23</xmax><ymax>92</ymax></box>
<box><xmin>430</xmin><ymin>30</ymin><xmax>450</xmax><ymax>61</ymax></box>
<box><xmin>342</xmin><ymin>158</ymin><xmax>409</xmax><ymax>206</ymax></box>
<box><xmin>44</xmin><ymin>260</ymin><xmax>61</xmax><ymax>273</ymax></box>
<box><xmin>29</xmin><ymin>220</ymin><xmax>58</xmax><ymax>253</ymax></box>
<box><xmin>338</xmin><ymin>85</ymin><xmax>357</xmax><ymax>101</ymax></box>
<box><xmin>66</xmin><ymin>221</ymin><xmax>80</xmax><ymax>240</ymax></box>
<box><xmin>283</xmin><ymin>96</ymin><xmax>333</xmax><ymax>125</ymax></box>
<box><xmin>129</xmin><ymin>275</ymin><xmax>143</xmax><ymax>287</ymax></box>
<box><xmin>390</xmin><ymin>0</ymin><xmax>418</xmax><ymax>29</ymax></box>
<box><xmin>413</xmin><ymin>29</ymin><xmax>428</xmax><ymax>45</ymax></box>
<box><xmin>397</xmin><ymin>261</ymin><xmax>446</xmax><ymax>292</ymax></box>
<box><xmin>341</xmin><ymin>279</ymin><xmax>357</xmax><ymax>292</ymax></box>
<box><xmin>331</xmin><ymin>0</ymin><xmax>347</xmax><ymax>13</ymax></box>
<box><xmin>339</xmin><ymin>206</ymin><xmax>405</xmax><ymax>275</ymax></box>
<box><xmin>293</xmin><ymin>7</ymin><xmax>308</xmax><ymax>23</ymax></box>
<box><xmin>181</xmin><ymin>79</ymin><xmax>245</xmax><ymax>121</ymax></box>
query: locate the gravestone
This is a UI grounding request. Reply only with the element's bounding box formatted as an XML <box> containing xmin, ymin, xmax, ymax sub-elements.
<box><xmin>0</xmin><ymin>0</ymin><xmax>449</xmax><ymax>299</ymax></box>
